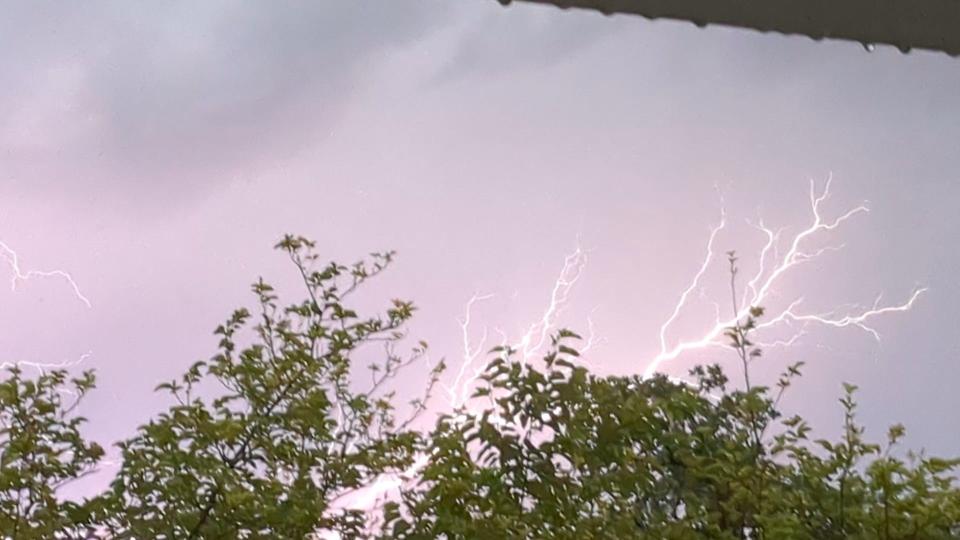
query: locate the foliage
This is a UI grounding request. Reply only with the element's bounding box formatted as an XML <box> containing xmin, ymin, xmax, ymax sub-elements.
<box><xmin>383</xmin><ymin>311</ymin><xmax>960</xmax><ymax>539</ymax></box>
<box><xmin>0</xmin><ymin>239</ymin><xmax>957</xmax><ymax>539</ymax></box>
<box><xmin>0</xmin><ymin>367</ymin><xmax>102</xmax><ymax>539</ymax></box>
<box><xmin>91</xmin><ymin>235</ymin><xmax>442</xmax><ymax>539</ymax></box>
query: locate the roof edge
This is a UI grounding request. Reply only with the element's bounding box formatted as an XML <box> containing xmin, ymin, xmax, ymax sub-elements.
<box><xmin>502</xmin><ymin>0</ymin><xmax>960</xmax><ymax>56</ymax></box>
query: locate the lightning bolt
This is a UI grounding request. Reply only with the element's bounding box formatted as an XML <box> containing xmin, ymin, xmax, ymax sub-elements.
<box><xmin>657</xmin><ymin>205</ymin><xmax>727</xmax><ymax>360</ymax></box>
<box><xmin>642</xmin><ymin>175</ymin><xmax>924</xmax><ymax>379</ymax></box>
<box><xmin>514</xmin><ymin>245</ymin><xmax>589</xmax><ymax>363</ymax></box>
<box><xmin>0</xmin><ymin>237</ymin><xmax>94</xmax><ymax>390</ymax></box>
<box><xmin>328</xmin><ymin>244</ymin><xmax>599</xmax><ymax>527</ymax></box>
<box><xmin>443</xmin><ymin>244</ymin><xmax>593</xmax><ymax>410</ymax></box>
<box><xmin>0</xmin><ymin>237</ymin><xmax>124</xmax><ymax>497</ymax></box>
<box><xmin>445</xmin><ymin>292</ymin><xmax>495</xmax><ymax>409</ymax></box>
<box><xmin>0</xmin><ymin>351</ymin><xmax>93</xmax><ymax>376</ymax></box>
<box><xmin>0</xmin><ymin>240</ymin><xmax>91</xmax><ymax>308</ymax></box>
<box><xmin>329</xmin><ymin>176</ymin><xmax>923</xmax><ymax>528</ymax></box>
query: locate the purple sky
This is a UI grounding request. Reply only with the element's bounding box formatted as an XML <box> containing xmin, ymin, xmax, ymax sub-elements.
<box><xmin>3</xmin><ymin>0</ymin><xmax>960</xmax><ymax>482</ymax></box>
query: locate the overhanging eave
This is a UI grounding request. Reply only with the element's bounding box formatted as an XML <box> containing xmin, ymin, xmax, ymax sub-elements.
<box><xmin>503</xmin><ymin>0</ymin><xmax>960</xmax><ymax>56</ymax></box>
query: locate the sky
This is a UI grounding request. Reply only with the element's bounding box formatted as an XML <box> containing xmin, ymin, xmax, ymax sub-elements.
<box><xmin>2</xmin><ymin>0</ymin><xmax>960</xmax><ymax>485</ymax></box>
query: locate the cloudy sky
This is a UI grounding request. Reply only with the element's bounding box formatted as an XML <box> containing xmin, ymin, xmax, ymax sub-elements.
<box><xmin>2</xmin><ymin>0</ymin><xmax>959</xmax><ymax>479</ymax></box>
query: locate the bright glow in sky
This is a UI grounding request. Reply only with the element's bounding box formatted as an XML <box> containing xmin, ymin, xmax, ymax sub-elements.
<box><xmin>2</xmin><ymin>1</ymin><xmax>960</xmax><ymax>494</ymax></box>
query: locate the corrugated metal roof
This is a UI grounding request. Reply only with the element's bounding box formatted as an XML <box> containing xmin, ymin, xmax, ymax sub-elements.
<box><xmin>499</xmin><ymin>0</ymin><xmax>960</xmax><ymax>56</ymax></box>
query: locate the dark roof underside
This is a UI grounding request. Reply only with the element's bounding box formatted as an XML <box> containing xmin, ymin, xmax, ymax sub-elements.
<box><xmin>504</xmin><ymin>0</ymin><xmax>960</xmax><ymax>56</ymax></box>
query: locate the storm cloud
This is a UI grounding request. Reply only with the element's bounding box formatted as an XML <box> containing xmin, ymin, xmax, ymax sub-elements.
<box><xmin>1</xmin><ymin>1</ymin><xmax>455</xmax><ymax>201</ymax></box>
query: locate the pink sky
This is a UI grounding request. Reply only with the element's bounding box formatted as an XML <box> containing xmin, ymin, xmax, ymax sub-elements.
<box><xmin>2</xmin><ymin>1</ymin><xmax>959</xmax><ymax>492</ymax></box>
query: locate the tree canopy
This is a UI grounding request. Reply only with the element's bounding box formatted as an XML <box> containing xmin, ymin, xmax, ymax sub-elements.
<box><xmin>1</xmin><ymin>237</ymin><xmax>957</xmax><ymax>539</ymax></box>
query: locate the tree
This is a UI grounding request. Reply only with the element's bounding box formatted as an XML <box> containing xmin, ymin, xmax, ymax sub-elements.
<box><xmin>94</xmin><ymin>235</ymin><xmax>440</xmax><ymax>539</ymax></box>
<box><xmin>0</xmin><ymin>237</ymin><xmax>957</xmax><ymax>539</ymax></box>
<box><xmin>0</xmin><ymin>367</ymin><xmax>103</xmax><ymax>539</ymax></box>
<box><xmin>382</xmin><ymin>302</ymin><xmax>960</xmax><ymax>539</ymax></box>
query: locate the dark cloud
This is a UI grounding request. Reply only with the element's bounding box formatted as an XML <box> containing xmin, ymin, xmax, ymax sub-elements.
<box><xmin>0</xmin><ymin>1</ymin><xmax>453</xmax><ymax>198</ymax></box>
<box><xmin>433</xmin><ymin>2</ymin><xmax>618</xmax><ymax>83</ymax></box>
